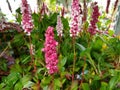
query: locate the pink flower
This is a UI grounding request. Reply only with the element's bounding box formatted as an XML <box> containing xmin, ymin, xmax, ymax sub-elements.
<box><xmin>61</xmin><ymin>7</ymin><xmax>65</xmax><ymax>17</ymax></box>
<box><xmin>40</xmin><ymin>2</ymin><xmax>48</xmax><ymax>16</ymax></box>
<box><xmin>88</xmin><ymin>2</ymin><xmax>100</xmax><ymax>35</ymax></box>
<box><xmin>70</xmin><ymin>0</ymin><xmax>81</xmax><ymax>37</ymax></box>
<box><xmin>42</xmin><ymin>26</ymin><xmax>58</xmax><ymax>74</ymax></box>
<box><xmin>21</xmin><ymin>0</ymin><xmax>34</xmax><ymax>35</ymax></box>
<box><xmin>56</xmin><ymin>15</ymin><xmax>63</xmax><ymax>37</ymax></box>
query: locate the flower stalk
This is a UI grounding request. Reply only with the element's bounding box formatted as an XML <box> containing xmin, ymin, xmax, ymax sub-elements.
<box><xmin>21</xmin><ymin>0</ymin><xmax>36</xmax><ymax>72</ymax></box>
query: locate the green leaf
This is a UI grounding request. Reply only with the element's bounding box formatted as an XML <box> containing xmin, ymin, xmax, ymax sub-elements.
<box><xmin>43</xmin><ymin>86</ymin><xmax>48</xmax><ymax>90</ymax></box>
<box><xmin>41</xmin><ymin>76</ymin><xmax>52</xmax><ymax>86</ymax></box>
<box><xmin>0</xmin><ymin>83</ymin><xmax>6</xmax><ymax>89</ymax></box>
<box><xmin>32</xmin><ymin>13</ymin><xmax>39</xmax><ymax>27</ymax></box>
<box><xmin>54</xmin><ymin>79</ymin><xmax>62</xmax><ymax>87</ymax></box>
<box><xmin>80</xmin><ymin>47</ymin><xmax>91</xmax><ymax>57</ymax></box>
<box><xmin>14</xmin><ymin>81</ymin><xmax>22</xmax><ymax>90</ymax></box>
<box><xmin>100</xmin><ymin>82</ymin><xmax>108</xmax><ymax>90</ymax></box>
<box><xmin>3</xmin><ymin>86</ymin><xmax>12</xmax><ymax>90</ymax></box>
<box><xmin>71</xmin><ymin>80</ymin><xmax>78</xmax><ymax>90</ymax></box>
<box><xmin>21</xmin><ymin>56</ymin><xmax>30</xmax><ymax>64</ymax></box>
<box><xmin>60</xmin><ymin>57</ymin><xmax>67</xmax><ymax>66</ymax></box>
<box><xmin>21</xmin><ymin>75</ymin><xmax>31</xmax><ymax>85</ymax></box>
<box><xmin>11</xmin><ymin>64</ymin><xmax>23</xmax><ymax>73</ymax></box>
<box><xmin>12</xmin><ymin>34</ymin><xmax>24</xmax><ymax>47</ymax></box>
<box><xmin>76</xmin><ymin>43</ymin><xmax>86</xmax><ymax>51</ymax></box>
<box><xmin>82</xmin><ymin>83</ymin><xmax>90</xmax><ymax>90</ymax></box>
<box><xmin>92</xmin><ymin>37</ymin><xmax>103</xmax><ymax>51</ymax></box>
<box><xmin>37</xmin><ymin>68</ymin><xmax>46</xmax><ymax>74</ymax></box>
<box><xmin>58</xmin><ymin>56</ymin><xmax>67</xmax><ymax>72</ymax></box>
<box><xmin>91</xmin><ymin>80</ymin><xmax>101</xmax><ymax>90</ymax></box>
<box><xmin>84</xmin><ymin>21</ymin><xmax>89</xmax><ymax>30</ymax></box>
<box><xmin>23</xmin><ymin>81</ymin><xmax>34</xmax><ymax>89</ymax></box>
<box><xmin>87</xmin><ymin>54</ymin><xmax>98</xmax><ymax>74</ymax></box>
<box><xmin>50</xmin><ymin>0</ymin><xmax>56</xmax><ymax>4</ymax></box>
<box><xmin>108</xmin><ymin>76</ymin><xmax>120</xmax><ymax>90</ymax></box>
<box><xmin>62</xmin><ymin>18</ymin><xmax>69</xmax><ymax>30</ymax></box>
<box><xmin>5</xmin><ymin>72</ymin><xmax>21</xmax><ymax>87</ymax></box>
<box><xmin>0</xmin><ymin>63</ymin><xmax>7</xmax><ymax>71</ymax></box>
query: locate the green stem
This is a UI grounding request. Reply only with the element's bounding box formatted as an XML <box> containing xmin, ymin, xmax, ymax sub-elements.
<box><xmin>118</xmin><ymin>56</ymin><xmax>120</xmax><ymax>68</ymax></box>
<box><xmin>72</xmin><ymin>37</ymin><xmax>76</xmax><ymax>80</ymax></box>
<box><xmin>80</xmin><ymin>57</ymin><xmax>86</xmax><ymax>87</ymax></box>
<box><xmin>29</xmin><ymin>36</ymin><xmax>36</xmax><ymax>72</ymax></box>
<box><xmin>98</xmin><ymin>63</ymin><xmax>102</xmax><ymax>76</ymax></box>
<box><xmin>58</xmin><ymin>36</ymin><xmax>62</xmax><ymax>55</ymax></box>
<box><xmin>0</xmin><ymin>46</ymin><xmax>9</xmax><ymax>58</ymax></box>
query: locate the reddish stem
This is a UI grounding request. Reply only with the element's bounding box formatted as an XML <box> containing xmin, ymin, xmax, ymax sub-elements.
<box><xmin>113</xmin><ymin>0</ymin><xmax>119</xmax><ymax>12</ymax></box>
<box><xmin>106</xmin><ymin>0</ymin><xmax>111</xmax><ymax>13</ymax></box>
<box><xmin>83</xmin><ymin>0</ymin><xmax>87</xmax><ymax>22</ymax></box>
<box><xmin>72</xmin><ymin>37</ymin><xmax>76</xmax><ymax>82</ymax></box>
<box><xmin>29</xmin><ymin>36</ymin><xmax>36</xmax><ymax>73</ymax></box>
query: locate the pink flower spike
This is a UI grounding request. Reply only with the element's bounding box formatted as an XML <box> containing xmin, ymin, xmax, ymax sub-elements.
<box><xmin>70</xmin><ymin>0</ymin><xmax>82</xmax><ymax>37</ymax></box>
<box><xmin>88</xmin><ymin>2</ymin><xmax>100</xmax><ymax>35</ymax></box>
<box><xmin>21</xmin><ymin>0</ymin><xmax>34</xmax><ymax>35</ymax></box>
<box><xmin>40</xmin><ymin>2</ymin><xmax>48</xmax><ymax>16</ymax></box>
<box><xmin>56</xmin><ymin>15</ymin><xmax>63</xmax><ymax>37</ymax></box>
<box><xmin>42</xmin><ymin>26</ymin><xmax>58</xmax><ymax>74</ymax></box>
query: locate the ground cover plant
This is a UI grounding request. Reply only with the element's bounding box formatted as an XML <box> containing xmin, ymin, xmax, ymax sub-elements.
<box><xmin>0</xmin><ymin>0</ymin><xmax>120</xmax><ymax>90</ymax></box>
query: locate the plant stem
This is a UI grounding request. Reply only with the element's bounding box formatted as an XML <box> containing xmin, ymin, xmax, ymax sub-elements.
<box><xmin>37</xmin><ymin>80</ymin><xmax>40</xmax><ymax>90</ymax></box>
<box><xmin>83</xmin><ymin>0</ymin><xmax>87</xmax><ymax>22</ymax></box>
<box><xmin>58</xmin><ymin>36</ymin><xmax>62</xmax><ymax>55</ymax></box>
<box><xmin>80</xmin><ymin>57</ymin><xmax>86</xmax><ymax>88</ymax></box>
<box><xmin>118</xmin><ymin>56</ymin><xmax>120</xmax><ymax>68</ymax></box>
<box><xmin>0</xmin><ymin>46</ymin><xmax>9</xmax><ymax>58</ymax></box>
<box><xmin>49</xmin><ymin>75</ymin><xmax>54</xmax><ymax>90</ymax></box>
<box><xmin>72</xmin><ymin>37</ymin><xmax>76</xmax><ymax>81</ymax></box>
<box><xmin>29</xmin><ymin>36</ymin><xmax>36</xmax><ymax>72</ymax></box>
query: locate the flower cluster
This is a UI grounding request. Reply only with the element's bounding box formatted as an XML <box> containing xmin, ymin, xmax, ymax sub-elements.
<box><xmin>61</xmin><ymin>7</ymin><xmax>65</xmax><ymax>17</ymax></box>
<box><xmin>40</xmin><ymin>2</ymin><xmax>48</xmax><ymax>16</ymax></box>
<box><xmin>88</xmin><ymin>2</ymin><xmax>100</xmax><ymax>35</ymax></box>
<box><xmin>56</xmin><ymin>15</ymin><xmax>63</xmax><ymax>37</ymax></box>
<box><xmin>106</xmin><ymin>0</ymin><xmax>111</xmax><ymax>13</ymax></box>
<box><xmin>70</xmin><ymin>0</ymin><xmax>81</xmax><ymax>37</ymax></box>
<box><xmin>42</xmin><ymin>26</ymin><xmax>58</xmax><ymax>74</ymax></box>
<box><xmin>21</xmin><ymin>0</ymin><xmax>34</xmax><ymax>35</ymax></box>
